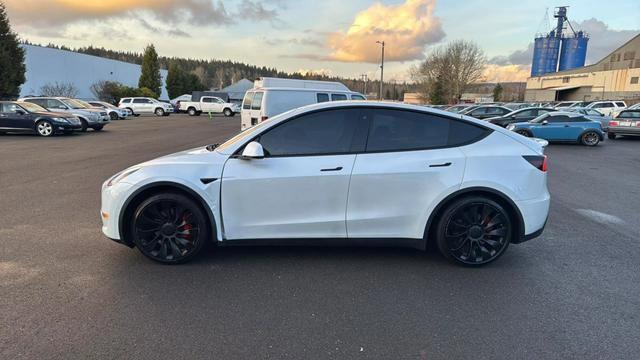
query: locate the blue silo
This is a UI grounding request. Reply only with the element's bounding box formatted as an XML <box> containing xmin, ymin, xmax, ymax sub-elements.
<box><xmin>559</xmin><ymin>31</ymin><xmax>589</xmax><ymax>71</ymax></box>
<box><xmin>531</xmin><ymin>33</ymin><xmax>562</xmax><ymax>77</ymax></box>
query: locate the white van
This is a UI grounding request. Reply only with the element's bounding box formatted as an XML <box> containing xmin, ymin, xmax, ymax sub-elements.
<box><xmin>240</xmin><ymin>78</ymin><xmax>366</xmax><ymax>130</ymax></box>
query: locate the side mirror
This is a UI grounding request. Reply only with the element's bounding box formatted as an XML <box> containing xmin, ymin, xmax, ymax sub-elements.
<box><xmin>241</xmin><ymin>141</ymin><xmax>264</xmax><ymax>159</ymax></box>
<box><xmin>542</xmin><ymin>120</ymin><xmax>549</xmax><ymax>125</ymax></box>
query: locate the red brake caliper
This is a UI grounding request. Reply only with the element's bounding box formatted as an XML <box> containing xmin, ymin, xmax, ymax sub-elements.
<box><xmin>178</xmin><ymin>213</ymin><xmax>193</xmax><ymax>239</ymax></box>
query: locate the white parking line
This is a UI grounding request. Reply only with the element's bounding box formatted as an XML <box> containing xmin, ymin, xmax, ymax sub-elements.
<box><xmin>575</xmin><ymin>209</ymin><xmax>625</xmax><ymax>225</ymax></box>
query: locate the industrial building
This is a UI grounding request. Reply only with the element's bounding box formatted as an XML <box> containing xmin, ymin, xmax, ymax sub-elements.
<box><xmin>20</xmin><ymin>44</ymin><xmax>169</xmax><ymax>100</ymax></box>
<box><xmin>525</xmin><ymin>7</ymin><xmax>640</xmax><ymax>102</ymax></box>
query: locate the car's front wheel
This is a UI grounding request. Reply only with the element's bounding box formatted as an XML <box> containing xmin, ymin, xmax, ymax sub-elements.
<box><xmin>223</xmin><ymin>108</ymin><xmax>234</xmax><ymax>117</ymax></box>
<box><xmin>581</xmin><ymin>131</ymin><xmax>600</xmax><ymax>146</ymax></box>
<box><xmin>36</xmin><ymin>120</ymin><xmax>54</xmax><ymax>137</ymax></box>
<box><xmin>109</xmin><ymin>112</ymin><xmax>119</xmax><ymax>120</ymax></box>
<box><xmin>435</xmin><ymin>196</ymin><xmax>512</xmax><ymax>266</ymax></box>
<box><xmin>131</xmin><ymin>193</ymin><xmax>209</xmax><ymax>264</ymax></box>
<box><xmin>155</xmin><ymin>108</ymin><xmax>165</xmax><ymax>117</ymax></box>
<box><xmin>79</xmin><ymin>119</ymin><xmax>88</xmax><ymax>132</ymax></box>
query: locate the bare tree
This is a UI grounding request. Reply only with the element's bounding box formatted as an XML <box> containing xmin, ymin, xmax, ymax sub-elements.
<box><xmin>40</xmin><ymin>82</ymin><xmax>79</xmax><ymax>98</ymax></box>
<box><xmin>412</xmin><ymin>40</ymin><xmax>486</xmax><ymax>104</ymax></box>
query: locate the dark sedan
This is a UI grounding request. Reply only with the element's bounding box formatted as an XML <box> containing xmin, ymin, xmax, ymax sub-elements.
<box><xmin>461</xmin><ymin>105</ymin><xmax>512</xmax><ymax>120</ymax></box>
<box><xmin>0</xmin><ymin>101</ymin><xmax>82</xmax><ymax>137</ymax></box>
<box><xmin>485</xmin><ymin>107</ymin><xmax>556</xmax><ymax>127</ymax></box>
<box><xmin>608</xmin><ymin>110</ymin><xmax>640</xmax><ymax>139</ymax></box>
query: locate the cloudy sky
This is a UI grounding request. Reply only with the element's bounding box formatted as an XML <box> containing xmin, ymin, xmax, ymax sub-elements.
<box><xmin>4</xmin><ymin>0</ymin><xmax>640</xmax><ymax>82</ymax></box>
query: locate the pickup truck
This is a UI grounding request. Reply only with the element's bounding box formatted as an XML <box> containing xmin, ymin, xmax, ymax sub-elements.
<box><xmin>179</xmin><ymin>96</ymin><xmax>240</xmax><ymax>117</ymax></box>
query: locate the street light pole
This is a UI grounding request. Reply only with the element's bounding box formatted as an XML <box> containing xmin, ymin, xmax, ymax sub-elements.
<box><xmin>376</xmin><ymin>40</ymin><xmax>385</xmax><ymax>100</ymax></box>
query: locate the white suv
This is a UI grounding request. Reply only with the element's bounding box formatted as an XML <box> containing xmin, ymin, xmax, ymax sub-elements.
<box><xmin>586</xmin><ymin>101</ymin><xmax>627</xmax><ymax>116</ymax></box>
<box><xmin>118</xmin><ymin>97</ymin><xmax>174</xmax><ymax>117</ymax></box>
<box><xmin>101</xmin><ymin>102</ymin><xmax>550</xmax><ymax>266</ymax></box>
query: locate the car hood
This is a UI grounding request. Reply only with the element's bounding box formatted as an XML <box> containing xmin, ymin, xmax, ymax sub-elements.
<box><xmin>139</xmin><ymin>146</ymin><xmax>225</xmax><ymax>167</ymax></box>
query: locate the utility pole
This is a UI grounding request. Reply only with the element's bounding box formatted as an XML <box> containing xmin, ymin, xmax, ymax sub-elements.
<box><xmin>376</xmin><ymin>40</ymin><xmax>385</xmax><ymax>100</ymax></box>
<box><xmin>360</xmin><ymin>74</ymin><xmax>368</xmax><ymax>95</ymax></box>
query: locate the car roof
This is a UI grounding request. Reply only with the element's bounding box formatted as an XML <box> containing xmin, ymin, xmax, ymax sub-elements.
<box><xmin>545</xmin><ymin>111</ymin><xmax>583</xmax><ymax>117</ymax></box>
<box><xmin>249</xmin><ymin>87</ymin><xmax>361</xmax><ymax>94</ymax></box>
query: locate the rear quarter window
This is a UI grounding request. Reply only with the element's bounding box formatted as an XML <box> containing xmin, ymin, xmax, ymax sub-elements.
<box><xmin>251</xmin><ymin>92</ymin><xmax>264</xmax><ymax>110</ymax></box>
<box><xmin>242</xmin><ymin>92</ymin><xmax>254</xmax><ymax>110</ymax></box>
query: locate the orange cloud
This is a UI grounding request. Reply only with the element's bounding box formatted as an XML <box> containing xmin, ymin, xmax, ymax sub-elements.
<box><xmin>483</xmin><ymin>64</ymin><xmax>531</xmax><ymax>83</ymax></box>
<box><xmin>326</xmin><ymin>0</ymin><xmax>444</xmax><ymax>63</ymax></box>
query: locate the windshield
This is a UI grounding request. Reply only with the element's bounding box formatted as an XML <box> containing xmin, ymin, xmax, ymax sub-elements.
<box><xmin>62</xmin><ymin>99</ymin><xmax>88</xmax><ymax>109</ymax></box>
<box><xmin>100</xmin><ymin>102</ymin><xmax>118</xmax><ymax>109</ymax></box>
<box><xmin>19</xmin><ymin>102</ymin><xmax>48</xmax><ymax>113</ymax></box>
<box><xmin>530</xmin><ymin>113</ymin><xmax>550</xmax><ymax>123</ymax></box>
<box><xmin>75</xmin><ymin>100</ymin><xmax>94</xmax><ymax>108</ymax></box>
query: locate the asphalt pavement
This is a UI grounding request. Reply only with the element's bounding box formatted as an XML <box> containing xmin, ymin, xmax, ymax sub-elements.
<box><xmin>1</xmin><ymin>114</ymin><xmax>639</xmax><ymax>359</ymax></box>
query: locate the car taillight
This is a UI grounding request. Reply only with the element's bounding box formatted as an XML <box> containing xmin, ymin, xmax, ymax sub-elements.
<box><xmin>523</xmin><ymin>155</ymin><xmax>547</xmax><ymax>172</ymax></box>
<box><xmin>261</xmin><ymin>116</ymin><xmax>269</xmax><ymax>122</ymax></box>
<box><xmin>609</xmin><ymin>120</ymin><xmax>618</xmax><ymax>127</ymax></box>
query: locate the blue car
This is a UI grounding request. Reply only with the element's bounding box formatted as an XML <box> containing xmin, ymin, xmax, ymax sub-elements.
<box><xmin>506</xmin><ymin>112</ymin><xmax>605</xmax><ymax>146</ymax></box>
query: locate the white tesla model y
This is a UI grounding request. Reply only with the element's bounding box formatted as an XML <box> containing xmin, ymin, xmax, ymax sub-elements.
<box><xmin>101</xmin><ymin>102</ymin><xmax>550</xmax><ymax>266</ymax></box>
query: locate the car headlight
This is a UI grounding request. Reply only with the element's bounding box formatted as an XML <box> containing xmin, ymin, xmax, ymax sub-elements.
<box><xmin>51</xmin><ymin>117</ymin><xmax>70</xmax><ymax>124</ymax></box>
<box><xmin>106</xmin><ymin>168</ymin><xmax>140</xmax><ymax>187</ymax></box>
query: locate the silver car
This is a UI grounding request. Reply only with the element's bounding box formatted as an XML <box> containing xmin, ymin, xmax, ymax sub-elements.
<box><xmin>19</xmin><ymin>97</ymin><xmax>111</xmax><ymax>132</ymax></box>
<box><xmin>86</xmin><ymin>100</ymin><xmax>131</xmax><ymax>120</ymax></box>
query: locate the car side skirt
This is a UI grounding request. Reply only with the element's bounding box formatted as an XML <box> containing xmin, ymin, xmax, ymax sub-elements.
<box><xmin>219</xmin><ymin>237</ymin><xmax>426</xmax><ymax>250</ymax></box>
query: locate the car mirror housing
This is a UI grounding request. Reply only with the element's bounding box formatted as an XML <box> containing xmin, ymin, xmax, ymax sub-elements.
<box><xmin>241</xmin><ymin>141</ymin><xmax>264</xmax><ymax>159</ymax></box>
<box><xmin>542</xmin><ymin>120</ymin><xmax>549</xmax><ymax>125</ymax></box>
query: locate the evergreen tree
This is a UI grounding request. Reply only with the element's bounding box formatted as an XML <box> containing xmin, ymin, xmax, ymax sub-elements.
<box><xmin>138</xmin><ymin>44</ymin><xmax>162</xmax><ymax>98</ymax></box>
<box><xmin>0</xmin><ymin>2</ymin><xmax>26</xmax><ymax>99</ymax></box>
<box><xmin>165</xmin><ymin>61</ymin><xmax>186</xmax><ymax>99</ymax></box>
<box><xmin>493</xmin><ymin>83</ymin><xmax>503</xmax><ymax>102</ymax></box>
<box><xmin>429</xmin><ymin>76</ymin><xmax>446</xmax><ymax>105</ymax></box>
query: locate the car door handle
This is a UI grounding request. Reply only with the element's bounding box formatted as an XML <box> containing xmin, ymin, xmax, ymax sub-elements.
<box><xmin>429</xmin><ymin>162</ymin><xmax>452</xmax><ymax>168</ymax></box>
<box><xmin>321</xmin><ymin>166</ymin><xmax>343</xmax><ymax>172</ymax></box>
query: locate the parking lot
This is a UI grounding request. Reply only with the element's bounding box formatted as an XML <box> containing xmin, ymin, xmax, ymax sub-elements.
<box><xmin>1</xmin><ymin>114</ymin><xmax>639</xmax><ymax>359</ymax></box>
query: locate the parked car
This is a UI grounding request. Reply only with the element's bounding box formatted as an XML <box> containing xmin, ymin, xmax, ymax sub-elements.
<box><xmin>607</xmin><ymin>109</ymin><xmax>640</xmax><ymax>139</ymax></box>
<box><xmin>507</xmin><ymin>112</ymin><xmax>604</xmax><ymax>146</ymax></box>
<box><xmin>564</xmin><ymin>107</ymin><xmax>611</xmax><ymax>131</ymax></box>
<box><xmin>486</xmin><ymin>107</ymin><xmax>556</xmax><ymax>127</ymax></box>
<box><xmin>0</xmin><ymin>101</ymin><xmax>81</xmax><ymax>136</ymax></box>
<box><xmin>101</xmin><ymin>101</ymin><xmax>550</xmax><ymax>266</ymax></box>
<box><xmin>170</xmin><ymin>94</ymin><xmax>192</xmax><ymax>109</ymax></box>
<box><xmin>118</xmin><ymin>97</ymin><xmax>174</xmax><ymax>117</ymax></box>
<box><xmin>554</xmin><ymin>101</ymin><xmax>581</xmax><ymax>108</ymax></box>
<box><xmin>461</xmin><ymin>105</ymin><xmax>512</xmax><ymax>120</ymax></box>
<box><xmin>586</xmin><ymin>100</ymin><xmax>627</xmax><ymax>116</ymax></box>
<box><xmin>444</xmin><ymin>104</ymin><xmax>473</xmax><ymax>113</ymax></box>
<box><xmin>19</xmin><ymin>97</ymin><xmax>110</xmax><ymax>132</ymax></box>
<box><xmin>503</xmin><ymin>103</ymin><xmax>531</xmax><ymax>110</ymax></box>
<box><xmin>180</xmin><ymin>96</ymin><xmax>240</xmax><ymax>117</ymax></box>
<box><xmin>611</xmin><ymin>102</ymin><xmax>639</xmax><ymax>118</ymax></box>
<box><xmin>87</xmin><ymin>101</ymin><xmax>131</xmax><ymax>120</ymax></box>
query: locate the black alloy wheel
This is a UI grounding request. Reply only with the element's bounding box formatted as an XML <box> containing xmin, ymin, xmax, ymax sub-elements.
<box><xmin>436</xmin><ymin>197</ymin><xmax>512</xmax><ymax>266</ymax></box>
<box><xmin>110</xmin><ymin>112</ymin><xmax>119</xmax><ymax>120</ymax></box>
<box><xmin>131</xmin><ymin>193</ymin><xmax>208</xmax><ymax>264</ymax></box>
<box><xmin>581</xmin><ymin>131</ymin><xmax>600</xmax><ymax>146</ymax></box>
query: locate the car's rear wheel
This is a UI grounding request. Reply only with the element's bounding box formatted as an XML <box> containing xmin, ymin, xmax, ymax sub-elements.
<box><xmin>515</xmin><ymin>129</ymin><xmax>530</xmax><ymax>137</ymax></box>
<box><xmin>188</xmin><ymin>108</ymin><xmax>198</xmax><ymax>116</ymax></box>
<box><xmin>581</xmin><ymin>131</ymin><xmax>600</xmax><ymax>146</ymax></box>
<box><xmin>435</xmin><ymin>196</ymin><xmax>512</xmax><ymax>266</ymax></box>
<box><xmin>607</xmin><ymin>132</ymin><xmax>616</xmax><ymax>140</ymax></box>
<box><xmin>155</xmin><ymin>108</ymin><xmax>165</xmax><ymax>117</ymax></box>
<box><xmin>36</xmin><ymin>120</ymin><xmax>54</xmax><ymax>137</ymax></box>
<box><xmin>131</xmin><ymin>193</ymin><xmax>209</xmax><ymax>264</ymax></box>
<box><xmin>223</xmin><ymin>108</ymin><xmax>233</xmax><ymax>117</ymax></box>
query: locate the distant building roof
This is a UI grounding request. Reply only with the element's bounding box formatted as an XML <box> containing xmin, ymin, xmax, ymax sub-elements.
<box><xmin>221</xmin><ymin>79</ymin><xmax>254</xmax><ymax>100</ymax></box>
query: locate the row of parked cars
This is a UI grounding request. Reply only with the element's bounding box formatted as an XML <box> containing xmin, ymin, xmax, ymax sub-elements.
<box><xmin>0</xmin><ymin>96</ymin><xmax>179</xmax><ymax>137</ymax></box>
<box><xmin>427</xmin><ymin>100</ymin><xmax>640</xmax><ymax>147</ymax></box>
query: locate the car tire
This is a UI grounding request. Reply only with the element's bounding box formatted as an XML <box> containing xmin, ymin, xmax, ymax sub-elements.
<box><xmin>515</xmin><ymin>129</ymin><xmax>530</xmax><ymax>137</ymax></box>
<box><xmin>126</xmin><ymin>108</ymin><xmax>137</xmax><ymax>117</ymax></box>
<box><xmin>580</xmin><ymin>131</ymin><xmax>600</xmax><ymax>146</ymax></box>
<box><xmin>35</xmin><ymin>120</ymin><xmax>54</xmax><ymax>137</ymax></box>
<box><xmin>79</xmin><ymin>118</ymin><xmax>88</xmax><ymax>132</ymax></box>
<box><xmin>155</xmin><ymin>108</ymin><xmax>165</xmax><ymax>117</ymax></box>
<box><xmin>93</xmin><ymin>125</ymin><xmax>104</xmax><ymax>131</ymax></box>
<box><xmin>109</xmin><ymin>112</ymin><xmax>119</xmax><ymax>120</ymax></box>
<box><xmin>131</xmin><ymin>192</ymin><xmax>210</xmax><ymax>264</ymax></box>
<box><xmin>223</xmin><ymin>108</ymin><xmax>234</xmax><ymax>117</ymax></box>
<box><xmin>607</xmin><ymin>133</ymin><xmax>616</xmax><ymax>140</ymax></box>
<box><xmin>188</xmin><ymin>108</ymin><xmax>198</xmax><ymax>116</ymax></box>
<box><xmin>435</xmin><ymin>196</ymin><xmax>512</xmax><ymax>266</ymax></box>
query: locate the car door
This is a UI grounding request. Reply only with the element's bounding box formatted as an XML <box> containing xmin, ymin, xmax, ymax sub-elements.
<box><xmin>200</xmin><ymin>97</ymin><xmax>215</xmax><ymax>112</ymax></box>
<box><xmin>346</xmin><ymin>108</ymin><xmax>471</xmax><ymax>239</ymax></box>
<box><xmin>212</xmin><ymin>97</ymin><xmax>225</xmax><ymax>113</ymax></box>
<box><xmin>533</xmin><ymin>115</ymin><xmax>571</xmax><ymax>140</ymax></box>
<box><xmin>221</xmin><ymin>108</ymin><xmax>368</xmax><ymax>240</ymax></box>
<box><xmin>0</xmin><ymin>103</ymin><xmax>13</xmax><ymax>129</ymax></box>
<box><xmin>2</xmin><ymin>103</ymin><xmax>32</xmax><ymax>130</ymax></box>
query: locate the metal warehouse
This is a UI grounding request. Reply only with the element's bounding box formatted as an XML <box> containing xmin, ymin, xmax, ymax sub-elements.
<box><xmin>20</xmin><ymin>44</ymin><xmax>169</xmax><ymax>100</ymax></box>
<box><xmin>525</xmin><ymin>34</ymin><xmax>640</xmax><ymax>102</ymax></box>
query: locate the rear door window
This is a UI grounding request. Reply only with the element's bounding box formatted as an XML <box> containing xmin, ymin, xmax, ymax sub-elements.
<box><xmin>242</xmin><ymin>92</ymin><xmax>254</xmax><ymax>110</ymax></box>
<box><xmin>251</xmin><ymin>92</ymin><xmax>263</xmax><ymax>110</ymax></box>
<box><xmin>316</xmin><ymin>93</ymin><xmax>330</xmax><ymax>103</ymax></box>
<box><xmin>331</xmin><ymin>93</ymin><xmax>348</xmax><ymax>101</ymax></box>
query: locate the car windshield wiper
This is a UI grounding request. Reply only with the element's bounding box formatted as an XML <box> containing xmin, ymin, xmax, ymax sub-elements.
<box><xmin>206</xmin><ymin>144</ymin><xmax>220</xmax><ymax>151</ymax></box>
